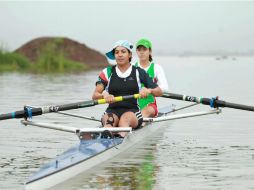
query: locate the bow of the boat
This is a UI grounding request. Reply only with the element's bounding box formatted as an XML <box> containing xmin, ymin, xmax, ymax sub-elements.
<box><xmin>25</xmin><ymin>138</ymin><xmax>123</xmax><ymax>190</ymax></box>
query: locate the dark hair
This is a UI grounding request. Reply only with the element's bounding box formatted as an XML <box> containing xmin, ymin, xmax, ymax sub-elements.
<box><xmin>128</xmin><ymin>50</ymin><xmax>132</xmax><ymax>62</ymax></box>
<box><xmin>112</xmin><ymin>48</ymin><xmax>132</xmax><ymax>62</ymax></box>
<box><xmin>148</xmin><ymin>47</ymin><xmax>153</xmax><ymax>62</ymax></box>
<box><xmin>136</xmin><ymin>45</ymin><xmax>153</xmax><ymax>62</ymax></box>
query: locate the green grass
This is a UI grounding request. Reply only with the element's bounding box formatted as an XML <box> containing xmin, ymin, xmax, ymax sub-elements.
<box><xmin>31</xmin><ymin>40</ymin><xmax>88</xmax><ymax>73</ymax></box>
<box><xmin>0</xmin><ymin>40</ymin><xmax>88</xmax><ymax>73</ymax></box>
<box><xmin>0</xmin><ymin>49</ymin><xmax>30</xmax><ymax>72</ymax></box>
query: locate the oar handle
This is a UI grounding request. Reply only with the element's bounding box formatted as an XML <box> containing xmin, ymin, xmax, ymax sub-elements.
<box><xmin>96</xmin><ymin>94</ymin><xmax>140</xmax><ymax>104</ymax></box>
<box><xmin>162</xmin><ymin>92</ymin><xmax>254</xmax><ymax>112</ymax></box>
<box><xmin>0</xmin><ymin>94</ymin><xmax>141</xmax><ymax>121</ymax></box>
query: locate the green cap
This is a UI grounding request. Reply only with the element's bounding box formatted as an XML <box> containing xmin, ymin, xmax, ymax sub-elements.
<box><xmin>136</xmin><ymin>38</ymin><xmax>152</xmax><ymax>49</ymax></box>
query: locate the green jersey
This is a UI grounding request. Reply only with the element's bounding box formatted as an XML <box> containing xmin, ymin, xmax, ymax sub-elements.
<box><xmin>134</xmin><ymin>62</ymin><xmax>156</xmax><ymax>110</ymax></box>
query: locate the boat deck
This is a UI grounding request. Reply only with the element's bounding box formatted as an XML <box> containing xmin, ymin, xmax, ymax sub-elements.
<box><xmin>27</xmin><ymin>138</ymin><xmax>123</xmax><ymax>184</ymax></box>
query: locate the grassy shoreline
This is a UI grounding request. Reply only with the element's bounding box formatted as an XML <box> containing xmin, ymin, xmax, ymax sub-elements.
<box><xmin>0</xmin><ymin>41</ymin><xmax>88</xmax><ymax>73</ymax></box>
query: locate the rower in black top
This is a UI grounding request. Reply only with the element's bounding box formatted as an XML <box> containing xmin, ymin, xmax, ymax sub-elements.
<box><xmin>92</xmin><ymin>40</ymin><xmax>162</xmax><ymax>137</ymax></box>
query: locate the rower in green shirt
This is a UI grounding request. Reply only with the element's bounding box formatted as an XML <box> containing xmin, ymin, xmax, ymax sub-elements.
<box><xmin>135</xmin><ymin>38</ymin><xmax>169</xmax><ymax>118</ymax></box>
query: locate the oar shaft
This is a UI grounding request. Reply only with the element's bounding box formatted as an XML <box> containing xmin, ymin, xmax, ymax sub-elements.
<box><xmin>221</xmin><ymin>101</ymin><xmax>254</xmax><ymax>111</ymax></box>
<box><xmin>0</xmin><ymin>101</ymin><xmax>95</xmax><ymax>120</ymax></box>
<box><xmin>0</xmin><ymin>94</ymin><xmax>140</xmax><ymax>120</ymax></box>
<box><xmin>162</xmin><ymin>92</ymin><xmax>254</xmax><ymax>112</ymax></box>
<box><xmin>0</xmin><ymin>108</ymin><xmax>43</xmax><ymax>120</ymax></box>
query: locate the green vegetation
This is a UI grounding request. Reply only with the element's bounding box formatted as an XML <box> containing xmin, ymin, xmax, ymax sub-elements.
<box><xmin>136</xmin><ymin>154</ymin><xmax>156</xmax><ymax>190</ymax></box>
<box><xmin>30</xmin><ymin>39</ymin><xmax>88</xmax><ymax>73</ymax></box>
<box><xmin>0</xmin><ymin>49</ymin><xmax>30</xmax><ymax>72</ymax></box>
<box><xmin>0</xmin><ymin>39</ymin><xmax>88</xmax><ymax>73</ymax></box>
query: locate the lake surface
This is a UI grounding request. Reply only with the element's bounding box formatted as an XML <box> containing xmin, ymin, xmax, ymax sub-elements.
<box><xmin>0</xmin><ymin>56</ymin><xmax>254</xmax><ymax>190</ymax></box>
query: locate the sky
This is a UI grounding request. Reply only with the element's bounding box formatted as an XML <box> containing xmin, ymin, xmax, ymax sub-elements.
<box><xmin>1</xmin><ymin>1</ymin><xmax>254</xmax><ymax>55</ymax></box>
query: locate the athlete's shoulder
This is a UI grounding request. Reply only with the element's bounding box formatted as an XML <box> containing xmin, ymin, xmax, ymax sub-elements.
<box><xmin>152</xmin><ymin>61</ymin><xmax>162</xmax><ymax>68</ymax></box>
<box><xmin>153</xmin><ymin>62</ymin><xmax>165</xmax><ymax>72</ymax></box>
<box><xmin>99</xmin><ymin>65</ymin><xmax>114</xmax><ymax>82</ymax></box>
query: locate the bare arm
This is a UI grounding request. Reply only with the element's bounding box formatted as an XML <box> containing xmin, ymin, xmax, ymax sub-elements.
<box><xmin>92</xmin><ymin>84</ymin><xmax>105</xmax><ymax>100</ymax></box>
<box><xmin>92</xmin><ymin>84</ymin><xmax>115</xmax><ymax>103</ymax></box>
<box><xmin>137</xmin><ymin>67</ymin><xmax>163</xmax><ymax>98</ymax></box>
<box><xmin>150</xmin><ymin>86</ymin><xmax>163</xmax><ymax>96</ymax></box>
<box><xmin>155</xmin><ymin>64</ymin><xmax>169</xmax><ymax>92</ymax></box>
<box><xmin>140</xmin><ymin>86</ymin><xmax>162</xmax><ymax>98</ymax></box>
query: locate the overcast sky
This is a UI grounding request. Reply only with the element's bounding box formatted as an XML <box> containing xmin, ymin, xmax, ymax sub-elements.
<box><xmin>1</xmin><ymin>1</ymin><xmax>254</xmax><ymax>55</ymax></box>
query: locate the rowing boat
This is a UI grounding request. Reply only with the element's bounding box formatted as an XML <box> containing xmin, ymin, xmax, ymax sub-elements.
<box><xmin>1</xmin><ymin>93</ymin><xmax>253</xmax><ymax>190</ymax></box>
<box><xmin>23</xmin><ymin>114</ymin><xmax>165</xmax><ymax>190</ymax></box>
<box><xmin>22</xmin><ymin>106</ymin><xmax>220</xmax><ymax>190</ymax></box>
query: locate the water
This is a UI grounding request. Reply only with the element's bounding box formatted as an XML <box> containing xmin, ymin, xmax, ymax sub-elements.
<box><xmin>0</xmin><ymin>56</ymin><xmax>254</xmax><ymax>190</ymax></box>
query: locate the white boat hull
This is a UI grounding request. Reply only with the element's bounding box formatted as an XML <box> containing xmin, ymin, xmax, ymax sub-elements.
<box><xmin>25</xmin><ymin>108</ymin><xmax>220</xmax><ymax>190</ymax></box>
<box><xmin>26</xmin><ymin>120</ymin><xmax>169</xmax><ymax>190</ymax></box>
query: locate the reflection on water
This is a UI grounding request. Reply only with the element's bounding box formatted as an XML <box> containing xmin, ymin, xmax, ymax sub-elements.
<box><xmin>82</xmin><ymin>151</ymin><xmax>157</xmax><ymax>190</ymax></box>
<box><xmin>1</xmin><ymin>56</ymin><xmax>254</xmax><ymax>190</ymax></box>
<box><xmin>48</xmin><ymin>136</ymin><xmax>162</xmax><ymax>190</ymax></box>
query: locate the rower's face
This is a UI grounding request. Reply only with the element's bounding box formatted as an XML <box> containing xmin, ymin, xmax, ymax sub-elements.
<box><xmin>114</xmin><ymin>46</ymin><xmax>131</xmax><ymax>65</ymax></box>
<box><xmin>136</xmin><ymin>46</ymin><xmax>151</xmax><ymax>61</ymax></box>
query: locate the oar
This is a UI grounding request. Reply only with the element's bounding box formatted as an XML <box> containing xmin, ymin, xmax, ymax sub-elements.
<box><xmin>25</xmin><ymin>105</ymin><xmax>101</xmax><ymax>122</ymax></box>
<box><xmin>0</xmin><ymin>94</ymin><xmax>140</xmax><ymax>120</ymax></box>
<box><xmin>162</xmin><ymin>92</ymin><xmax>254</xmax><ymax>112</ymax></box>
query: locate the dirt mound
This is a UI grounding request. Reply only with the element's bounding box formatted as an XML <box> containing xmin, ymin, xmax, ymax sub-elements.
<box><xmin>15</xmin><ymin>37</ymin><xmax>108</xmax><ymax>69</ymax></box>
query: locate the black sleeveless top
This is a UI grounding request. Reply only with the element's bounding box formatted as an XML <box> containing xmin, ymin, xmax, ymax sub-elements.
<box><xmin>96</xmin><ymin>65</ymin><xmax>158</xmax><ymax>110</ymax></box>
<box><xmin>108</xmin><ymin>65</ymin><xmax>139</xmax><ymax>109</ymax></box>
